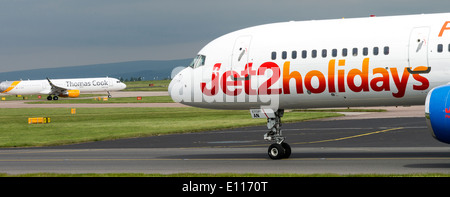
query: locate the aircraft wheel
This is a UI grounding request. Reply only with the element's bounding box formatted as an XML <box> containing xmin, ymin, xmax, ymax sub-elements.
<box><xmin>47</xmin><ymin>96</ymin><xmax>52</xmax><ymax>100</ymax></box>
<box><xmin>281</xmin><ymin>142</ymin><xmax>291</xmax><ymax>159</ymax></box>
<box><xmin>268</xmin><ymin>143</ymin><xmax>285</xmax><ymax>160</ymax></box>
<box><xmin>53</xmin><ymin>96</ymin><xmax>59</xmax><ymax>100</ymax></box>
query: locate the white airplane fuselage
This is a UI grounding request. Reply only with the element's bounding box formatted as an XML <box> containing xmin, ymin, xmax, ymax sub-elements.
<box><xmin>169</xmin><ymin>13</ymin><xmax>450</xmax><ymax>159</ymax></box>
<box><xmin>169</xmin><ymin>13</ymin><xmax>450</xmax><ymax>110</ymax></box>
<box><xmin>0</xmin><ymin>77</ymin><xmax>126</xmax><ymax>96</ymax></box>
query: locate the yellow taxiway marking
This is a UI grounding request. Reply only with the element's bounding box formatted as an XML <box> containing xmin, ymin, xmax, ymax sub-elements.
<box><xmin>0</xmin><ymin>149</ymin><xmax>97</xmax><ymax>155</ymax></box>
<box><xmin>1</xmin><ymin>157</ymin><xmax>450</xmax><ymax>162</ymax></box>
<box><xmin>0</xmin><ymin>127</ymin><xmax>423</xmax><ymax>162</ymax></box>
<box><xmin>291</xmin><ymin>127</ymin><xmax>404</xmax><ymax>145</ymax></box>
<box><xmin>190</xmin><ymin>127</ymin><xmax>405</xmax><ymax>148</ymax></box>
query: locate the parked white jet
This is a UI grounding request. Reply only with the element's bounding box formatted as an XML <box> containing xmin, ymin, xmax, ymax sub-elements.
<box><xmin>169</xmin><ymin>13</ymin><xmax>450</xmax><ymax>159</ymax></box>
<box><xmin>0</xmin><ymin>77</ymin><xmax>126</xmax><ymax>100</ymax></box>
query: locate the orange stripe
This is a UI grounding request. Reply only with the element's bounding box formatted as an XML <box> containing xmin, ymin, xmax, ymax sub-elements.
<box><xmin>1</xmin><ymin>81</ymin><xmax>20</xmax><ymax>93</ymax></box>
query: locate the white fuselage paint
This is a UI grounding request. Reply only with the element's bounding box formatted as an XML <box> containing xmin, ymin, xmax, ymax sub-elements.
<box><xmin>0</xmin><ymin>77</ymin><xmax>126</xmax><ymax>95</ymax></box>
<box><xmin>169</xmin><ymin>13</ymin><xmax>450</xmax><ymax>110</ymax></box>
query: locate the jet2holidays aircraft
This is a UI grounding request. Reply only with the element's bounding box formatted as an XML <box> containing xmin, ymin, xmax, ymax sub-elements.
<box><xmin>0</xmin><ymin>77</ymin><xmax>126</xmax><ymax>100</ymax></box>
<box><xmin>169</xmin><ymin>13</ymin><xmax>450</xmax><ymax>159</ymax></box>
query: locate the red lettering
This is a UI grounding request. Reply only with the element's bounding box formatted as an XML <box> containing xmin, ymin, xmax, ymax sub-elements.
<box><xmin>241</xmin><ymin>63</ymin><xmax>257</xmax><ymax>95</ymax></box>
<box><xmin>337</xmin><ymin>60</ymin><xmax>346</xmax><ymax>92</ymax></box>
<box><xmin>370</xmin><ymin>68</ymin><xmax>390</xmax><ymax>92</ymax></box>
<box><xmin>411</xmin><ymin>66</ymin><xmax>430</xmax><ymax>91</ymax></box>
<box><xmin>304</xmin><ymin>70</ymin><xmax>326</xmax><ymax>94</ymax></box>
<box><xmin>282</xmin><ymin>61</ymin><xmax>303</xmax><ymax>94</ymax></box>
<box><xmin>258</xmin><ymin>62</ymin><xmax>281</xmax><ymax>95</ymax></box>
<box><xmin>347</xmin><ymin>58</ymin><xmax>370</xmax><ymax>92</ymax></box>
<box><xmin>221</xmin><ymin>70</ymin><xmax>242</xmax><ymax>96</ymax></box>
<box><xmin>200</xmin><ymin>58</ymin><xmax>430</xmax><ymax>99</ymax></box>
<box><xmin>328</xmin><ymin>59</ymin><xmax>336</xmax><ymax>93</ymax></box>
<box><xmin>390</xmin><ymin>67</ymin><xmax>410</xmax><ymax>98</ymax></box>
<box><xmin>439</xmin><ymin>21</ymin><xmax>450</xmax><ymax>37</ymax></box>
<box><xmin>200</xmin><ymin>63</ymin><xmax>221</xmax><ymax>96</ymax></box>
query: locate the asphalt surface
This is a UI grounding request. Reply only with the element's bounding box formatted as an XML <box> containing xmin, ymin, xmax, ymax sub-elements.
<box><xmin>42</xmin><ymin>116</ymin><xmax>440</xmax><ymax>149</ymax></box>
<box><xmin>2</xmin><ymin>107</ymin><xmax>450</xmax><ymax>175</ymax></box>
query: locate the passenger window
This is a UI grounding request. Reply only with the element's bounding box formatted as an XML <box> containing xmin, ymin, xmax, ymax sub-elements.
<box><xmin>384</xmin><ymin>46</ymin><xmax>389</xmax><ymax>55</ymax></box>
<box><xmin>373</xmin><ymin>47</ymin><xmax>379</xmax><ymax>55</ymax></box>
<box><xmin>312</xmin><ymin>50</ymin><xmax>317</xmax><ymax>58</ymax></box>
<box><xmin>438</xmin><ymin>44</ymin><xmax>443</xmax><ymax>53</ymax></box>
<box><xmin>363</xmin><ymin>47</ymin><xmax>368</xmax><ymax>56</ymax></box>
<box><xmin>322</xmin><ymin>49</ymin><xmax>327</xmax><ymax>58</ymax></box>
<box><xmin>282</xmin><ymin>51</ymin><xmax>287</xmax><ymax>59</ymax></box>
<box><xmin>302</xmin><ymin>50</ymin><xmax>307</xmax><ymax>59</ymax></box>
<box><xmin>332</xmin><ymin>49</ymin><xmax>337</xmax><ymax>57</ymax></box>
<box><xmin>342</xmin><ymin>48</ymin><xmax>348</xmax><ymax>57</ymax></box>
<box><xmin>271</xmin><ymin>52</ymin><xmax>277</xmax><ymax>60</ymax></box>
<box><xmin>292</xmin><ymin>51</ymin><xmax>297</xmax><ymax>59</ymax></box>
<box><xmin>352</xmin><ymin>48</ymin><xmax>358</xmax><ymax>56</ymax></box>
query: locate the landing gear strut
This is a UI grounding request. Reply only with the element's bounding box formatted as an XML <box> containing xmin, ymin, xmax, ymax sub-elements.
<box><xmin>264</xmin><ymin>109</ymin><xmax>291</xmax><ymax>159</ymax></box>
<box><xmin>250</xmin><ymin>108</ymin><xmax>291</xmax><ymax>159</ymax></box>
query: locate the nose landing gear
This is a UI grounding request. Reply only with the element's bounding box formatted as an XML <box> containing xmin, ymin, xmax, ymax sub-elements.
<box><xmin>268</xmin><ymin>142</ymin><xmax>291</xmax><ymax>160</ymax></box>
<box><xmin>250</xmin><ymin>108</ymin><xmax>290</xmax><ymax>160</ymax></box>
<box><xmin>264</xmin><ymin>109</ymin><xmax>290</xmax><ymax>159</ymax></box>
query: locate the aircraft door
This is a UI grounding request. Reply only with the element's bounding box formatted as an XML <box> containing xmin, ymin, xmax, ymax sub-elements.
<box><xmin>42</xmin><ymin>81</ymin><xmax>49</xmax><ymax>90</ymax></box>
<box><xmin>408</xmin><ymin>27</ymin><xmax>431</xmax><ymax>74</ymax></box>
<box><xmin>231</xmin><ymin>36</ymin><xmax>252</xmax><ymax>80</ymax></box>
<box><xmin>109</xmin><ymin>78</ymin><xmax>113</xmax><ymax>88</ymax></box>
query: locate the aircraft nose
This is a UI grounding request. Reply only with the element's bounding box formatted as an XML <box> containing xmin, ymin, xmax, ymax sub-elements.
<box><xmin>0</xmin><ymin>82</ymin><xmax>7</xmax><ymax>92</ymax></box>
<box><xmin>168</xmin><ymin>73</ymin><xmax>182</xmax><ymax>103</ymax></box>
<box><xmin>169</xmin><ymin>67</ymin><xmax>192</xmax><ymax>103</ymax></box>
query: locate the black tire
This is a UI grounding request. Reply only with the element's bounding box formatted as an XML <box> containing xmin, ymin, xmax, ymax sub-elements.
<box><xmin>47</xmin><ymin>96</ymin><xmax>52</xmax><ymax>100</ymax></box>
<box><xmin>53</xmin><ymin>96</ymin><xmax>59</xmax><ymax>100</ymax></box>
<box><xmin>281</xmin><ymin>142</ymin><xmax>291</xmax><ymax>159</ymax></box>
<box><xmin>268</xmin><ymin>143</ymin><xmax>285</xmax><ymax>160</ymax></box>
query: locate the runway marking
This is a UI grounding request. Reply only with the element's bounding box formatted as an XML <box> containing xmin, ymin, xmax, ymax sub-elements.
<box><xmin>194</xmin><ymin>127</ymin><xmax>405</xmax><ymax>148</ymax></box>
<box><xmin>288</xmin><ymin>157</ymin><xmax>450</xmax><ymax>161</ymax></box>
<box><xmin>291</xmin><ymin>127</ymin><xmax>404</xmax><ymax>145</ymax></box>
<box><xmin>1</xmin><ymin>157</ymin><xmax>450</xmax><ymax>162</ymax></box>
<box><xmin>0</xmin><ymin>127</ymin><xmax>413</xmax><ymax>162</ymax></box>
<box><xmin>0</xmin><ymin>158</ymin><xmax>269</xmax><ymax>162</ymax></box>
<box><xmin>0</xmin><ymin>149</ymin><xmax>97</xmax><ymax>155</ymax></box>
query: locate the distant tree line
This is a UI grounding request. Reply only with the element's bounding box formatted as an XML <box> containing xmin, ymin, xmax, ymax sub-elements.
<box><xmin>119</xmin><ymin>76</ymin><xmax>171</xmax><ymax>82</ymax></box>
<box><xmin>119</xmin><ymin>77</ymin><xmax>144</xmax><ymax>82</ymax></box>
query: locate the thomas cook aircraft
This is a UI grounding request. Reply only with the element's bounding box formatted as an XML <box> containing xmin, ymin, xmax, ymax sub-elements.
<box><xmin>169</xmin><ymin>13</ymin><xmax>450</xmax><ymax>159</ymax></box>
<box><xmin>0</xmin><ymin>77</ymin><xmax>126</xmax><ymax>100</ymax></box>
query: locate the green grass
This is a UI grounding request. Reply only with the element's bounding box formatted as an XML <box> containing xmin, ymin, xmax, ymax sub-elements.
<box><xmin>123</xmin><ymin>79</ymin><xmax>170</xmax><ymax>91</ymax></box>
<box><xmin>0</xmin><ymin>79</ymin><xmax>171</xmax><ymax>101</ymax></box>
<box><xmin>0</xmin><ymin>107</ymin><xmax>341</xmax><ymax>147</ymax></box>
<box><xmin>0</xmin><ymin>94</ymin><xmax>105</xmax><ymax>101</ymax></box>
<box><xmin>292</xmin><ymin>108</ymin><xmax>387</xmax><ymax>112</ymax></box>
<box><xmin>27</xmin><ymin>96</ymin><xmax>175</xmax><ymax>104</ymax></box>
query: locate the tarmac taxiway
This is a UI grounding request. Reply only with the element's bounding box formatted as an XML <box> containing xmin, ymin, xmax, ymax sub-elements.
<box><xmin>1</xmin><ymin>104</ymin><xmax>450</xmax><ymax>175</ymax></box>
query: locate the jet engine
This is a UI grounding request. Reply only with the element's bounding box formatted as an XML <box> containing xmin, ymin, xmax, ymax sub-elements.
<box><xmin>59</xmin><ymin>89</ymin><xmax>80</xmax><ymax>98</ymax></box>
<box><xmin>425</xmin><ymin>84</ymin><xmax>450</xmax><ymax>144</ymax></box>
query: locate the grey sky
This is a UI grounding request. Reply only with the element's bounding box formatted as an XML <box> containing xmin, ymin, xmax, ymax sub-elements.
<box><xmin>0</xmin><ymin>0</ymin><xmax>449</xmax><ymax>72</ymax></box>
